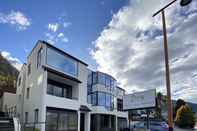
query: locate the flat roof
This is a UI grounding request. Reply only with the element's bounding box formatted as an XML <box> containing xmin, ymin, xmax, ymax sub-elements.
<box><xmin>28</xmin><ymin>40</ymin><xmax>88</xmax><ymax>66</ymax></box>
<box><xmin>117</xmin><ymin>86</ymin><xmax>126</xmax><ymax>92</ymax></box>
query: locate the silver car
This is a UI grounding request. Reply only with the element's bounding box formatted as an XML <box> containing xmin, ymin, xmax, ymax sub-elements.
<box><xmin>133</xmin><ymin>121</ymin><xmax>168</xmax><ymax>131</ymax></box>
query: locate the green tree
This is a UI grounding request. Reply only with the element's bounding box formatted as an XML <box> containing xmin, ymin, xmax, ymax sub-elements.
<box><xmin>155</xmin><ymin>92</ymin><xmax>162</xmax><ymax>119</ymax></box>
<box><xmin>174</xmin><ymin>99</ymin><xmax>186</xmax><ymax>119</ymax></box>
<box><xmin>175</xmin><ymin>105</ymin><xmax>196</xmax><ymax>128</ymax></box>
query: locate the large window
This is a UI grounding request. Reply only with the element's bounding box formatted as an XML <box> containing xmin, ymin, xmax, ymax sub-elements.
<box><xmin>47</xmin><ymin>48</ymin><xmax>78</xmax><ymax>77</ymax></box>
<box><xmin>90</xmin><ymin>92</ymin><xmax>114</xmax><ymax>110</ymax></box>
<box><xmin>47</xmin><ymin>79</ymin><xmax>72</xmax><ymax>99</ymax></box>
<box><xmin>88</xmin><ymin>72</ymin><xmax>117</xmax><ymax>91</ymax></box>
<box><xmin>98</xmin><ymin>92</ymin><xmax>106</xmax><ymax>106</ymax></box>
<box><xmin>91</xmin><ymin>114</ymin><xmax>115</xmax><ymax>131</ymax></box>
<box><xmin>46</xmin><ymin>109</ymin><xmax>78</xmax><ymax>131</ymax></box>
<box><xmin>98</xmin><ymin>72</ymin><xmax>105</xmax><ymax>85</ymax></box>
<box><xmin>118</xmin><ymin>117</ymin><xmax>127</xmax><ymax>131</ymax></box>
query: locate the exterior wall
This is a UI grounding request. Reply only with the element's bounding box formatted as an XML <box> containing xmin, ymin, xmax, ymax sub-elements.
<box><xmin>45</xmin><ymin>94</ymin><xmax>80</xmax><ymax>110</ymax></box>
<box><xmin>2</xmin><ymin>92</ymin><xmax>17</xmax><ymax>112</ymax></box>
<box><xmin>78</xmin><ymin>62</ymin><xmax>88</xmax><ymax>105</ymax></box>
<box><xmin>16</xmin><ymin>41</ymin><xmax>128</xmax><ymax>131</ymax></box>
<box><xmin>22</xmin><ymin>42</ymin><xmax>47</xmax><ymax>124</ymax></box>
<box><xmin>16</xmin><ymin>64</ymin><xmax>27</xmax><ymax>121</ymax></box>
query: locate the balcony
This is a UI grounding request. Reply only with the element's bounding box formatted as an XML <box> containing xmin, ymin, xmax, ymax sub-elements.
<box><xmin>46</xmin><ymin>70</ymin><xmax>79</xmax><ymax>101</ymax></box>
<box><xmin>45</xmin><ymin>94</ymin><xmax>80</xmax><ymax>110</ymax></box>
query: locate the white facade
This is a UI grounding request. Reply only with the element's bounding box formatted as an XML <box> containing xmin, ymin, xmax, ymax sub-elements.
<box><xmin>16</xmin><ymin>40</ymin><xmax>128</xmax><ymax>131</ymax></box>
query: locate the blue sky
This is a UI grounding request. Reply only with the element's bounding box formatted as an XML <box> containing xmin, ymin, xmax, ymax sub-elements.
<box><xmin>1</xmin><ymin>0</ymin><xmax>197</xmax><ymax>103</ymax></box>
<box><xmin>0</xmin><ymin>0</ymin><xmax>129</xmax><ymax>69</ymax></box>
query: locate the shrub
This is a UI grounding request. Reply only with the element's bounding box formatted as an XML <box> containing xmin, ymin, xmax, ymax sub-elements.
<box><xmin>175</xmin><ymin>105</ymin><xmax>196</xmax><ymax>128</ymax></box>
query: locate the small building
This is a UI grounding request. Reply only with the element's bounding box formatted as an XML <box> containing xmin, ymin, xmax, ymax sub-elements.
<box><xmin>0</xmin><ymin>84</ymin><xmax>17</xmax><ymax>117</ymax></box>
<box><xmin>16</xmin><ymin>40</ymin><xmax>128</xmax><ymax>131</ymax></box>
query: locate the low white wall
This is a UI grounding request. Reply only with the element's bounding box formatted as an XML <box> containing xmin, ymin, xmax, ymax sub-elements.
<box><xmin>45</xmin><ymin>94</ymin><xmax>80</xmax><ymax>110</ymax></box>
<box><xmin>2</xmin><ymin>92</ymin><xmax>17</xmax><ymax>112</ymax></box>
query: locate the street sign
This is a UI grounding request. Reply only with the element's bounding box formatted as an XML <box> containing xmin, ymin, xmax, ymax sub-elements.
<box><xmin>123</xmin><ymin>89</ymin><xmax>156</xmax><ymax>110</ymax></box>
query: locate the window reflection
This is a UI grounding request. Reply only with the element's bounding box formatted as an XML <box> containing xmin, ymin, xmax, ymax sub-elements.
<box><xmin>46</xmin><ymin>109</ymin><xmax>78</xmax><ymax>131</ymax></box>
<box><xmin>88</xmin><ymin>71</ymin><xmax>117</xmax><ymax>91</ymax></box>
<box><xmin>47</xmin><ymin>48</ymin><xmax>78</xmax><ymax>77</ymax></box>
<box><xmin>89</xmin><ymin>92</ymin><xmax>114</xmax><ymax>110</ymax></box>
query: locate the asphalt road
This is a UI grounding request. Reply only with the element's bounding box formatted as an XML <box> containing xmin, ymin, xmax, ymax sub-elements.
<box><xmin>174</xmin><ymin>126</ymin><xmax>197</xmax><ymax>131</ymax></box>
<box><xmin>131</xmin><ymin>123</ymin><xmax>197</xmax><ymax>131</ymax></box>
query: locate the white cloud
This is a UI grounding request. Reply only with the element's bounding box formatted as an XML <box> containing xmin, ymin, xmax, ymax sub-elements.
<box><xmin>48</xmin><ymin>23</ymin><xmax>59</xmax><ymax>32</ymax></box>
<box><xmin>45</xmin><ymin>32</ymin><xmax>69</xmax><ymax>45</ymax></box>
<box><xmin>1</xmin><ymin>51</ymin><xmax>22</xmax><ymax>70</ymax></box>
<box><xmin>92</xmin><ymin>0</ymin><xmax>197</xmax><ymax>103</ymax></box>
<box><xmin>45</xmin><ymin>17</ymin><xmax>71</xmax><ymax>45</ymax></box>
<box><xmin>0</xmin><ymin>10</ymin><xmax>31</xmax><ymax>30</ymax></box>
<box><xmin>57</xmin><ymin>33</ymin><xmax>64</xmax><ymax>38</ymax></box>
<box><xmin>63</xmin><ymin>22</ymin><xmax>71</xmax><ymax>28</ymax></box>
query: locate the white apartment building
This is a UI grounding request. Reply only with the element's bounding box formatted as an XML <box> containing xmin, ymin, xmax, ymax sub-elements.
<box><xmin>16</xmin><ymin>40</ymin><xmax>128</xmax><ymax>131</ymax></box>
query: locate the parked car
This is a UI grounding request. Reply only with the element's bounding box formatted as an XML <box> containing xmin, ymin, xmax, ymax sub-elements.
<box><xmin>133</xmin><ymin>121</ymin><xmax>168</xmax><ymax>131</ymax></box>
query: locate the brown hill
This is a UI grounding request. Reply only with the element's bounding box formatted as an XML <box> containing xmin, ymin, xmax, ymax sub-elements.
<box><xmin>0</xmin><ymin>53</ymin><xmax>19</xmax><ymax>94</ymax></box>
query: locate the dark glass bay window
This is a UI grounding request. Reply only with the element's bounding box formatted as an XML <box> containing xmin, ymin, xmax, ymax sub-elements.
<box><xmin>90</xmin><ymin>92</ymin><xmax>114</xmax><ymax>110</ymax></box>
<box><xmin>47</xmin><ymin>48</ymin><xmax>78</xmax><ymax>77</ymax></box>
<box><xmin>89</xmin><ymin>72</ymin><xmax>117</xmax><ymax>91</ymax></box>
<box><xmin>47</xmin><ymin>79</ymin><xmax>72</xmax><ymax>99</ymax></box>
<box><xmin>46</xmin><ymin>108</ymin><xmax>78</xmax><ymax>131</ymax></box>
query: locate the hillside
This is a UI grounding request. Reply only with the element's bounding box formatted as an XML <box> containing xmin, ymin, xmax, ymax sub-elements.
<box><xmin>0</xmin><ymin>52</ymin><xmax>19</xmax><ymax>93</ymax></box>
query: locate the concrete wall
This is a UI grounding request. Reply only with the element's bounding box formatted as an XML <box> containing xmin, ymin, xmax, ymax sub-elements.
<box><xmin>22</xmin><ymin>42</ymin><xmax>47</xmax><ymax>125</ymax></box>
<box><xmin>2</xmin><ymin>92</ymin><xmax>17</xmax><ymax>112</ymax></box>
<box><xmin>77</xmin><ymin>62</ymin><xmax>88</xmax><ymax>105</ymax></box>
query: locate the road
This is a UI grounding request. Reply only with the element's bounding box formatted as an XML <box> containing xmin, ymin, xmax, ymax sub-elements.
<box><xmin>131</xmin><ymin>124</ymin><xmax>197</xmax><ymax>131</ymax></box>
<box><xmin>174</xmin><ymin>126</ymin><xmax>197</xmax><ymax>131</ymax></box>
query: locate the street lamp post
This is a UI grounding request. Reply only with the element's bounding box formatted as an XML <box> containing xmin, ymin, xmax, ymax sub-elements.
<box><xmin>152</xmin><ymin>0</ymin><xmax>192</xmax><ymax>131</ymax></box>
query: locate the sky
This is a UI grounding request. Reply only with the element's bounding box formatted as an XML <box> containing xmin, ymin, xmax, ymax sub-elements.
<box><xmin>0</xmin><ymin>0</ymin><xmax>197</xmax><ymax>103</ymax></box>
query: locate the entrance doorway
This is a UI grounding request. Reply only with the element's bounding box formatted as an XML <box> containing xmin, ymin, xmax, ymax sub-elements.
<box><xmin>80</xmin><ymin>113</ymin><xmax>85</xmax><ymax>131</ymax></box>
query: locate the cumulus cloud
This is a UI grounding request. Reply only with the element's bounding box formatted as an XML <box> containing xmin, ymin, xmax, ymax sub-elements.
<box><xmin>0</xmin><ymin>10</ymin><xmax>31</xmax><ymax>30</ymax></box>
<box><xmin>48</xmin><ymin>23</ymin><xmax>59</xmax><ymax>32</ymax></box>
<box><xmin>45</xmin><ymin>15</ymin><xmax>71</xmax><ymax>45</ymax></box>
<box><xmin>63</xmin><ymin>22</ymin><xmax>72</xmax><ymax>28</ymax></box>
<box><xmin>91</xmin><ymin>0</ymin><xmax>197</xmax><ymax>103</ymax></box>
<box><xmin>45</xmin><ymin>32</ymin><xmax>69</xmax><ymax>45</ymax></box>
<box><xmin>1</xmin><ymin>51</ymin><xmax>22</xmax><ymax>70</ymax></box>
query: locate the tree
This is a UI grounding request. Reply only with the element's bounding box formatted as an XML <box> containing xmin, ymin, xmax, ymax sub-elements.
<box><xmin>174</xmin><ymin>99</ymin><xmax>186</xmax><ymax>119</ymax></box>
<box><xmin>175</xmin><ymin>104</ymin><xmax>196</xmax><ymax>128</ymax></box>
<box><xmin>175</xmin><ymin>99</ymin><xmax>186</xmax><ymax>113</ymax></box>
<box><xmin>155</xmin><ymin>92</ymin><xmax>163</xmax><ymax>119</ymax></box>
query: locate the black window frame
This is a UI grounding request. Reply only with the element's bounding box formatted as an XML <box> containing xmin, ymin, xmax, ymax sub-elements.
<box><xmin>18</xmin><ymin>76</ymin><xmax>21</xmax><ymax>86</ymax></box>
<box><xmin>25</xmin><ymin>112</ymin><xmax>28</xmax><ymax>123</ymax></box>
<box><xmin>117</xmin><ymin>98</ymin><xmax>123</xmax><ymax>111</ymax></box>
<box><xmin>34</xmin><ymin>109</ymin><xmax>39</xmax><ymax>123</ymax></box>
<box><xmin>28</xmin><ymin>63</ymin><xmax>31</xmax><ymax>75</ymax></box>
<box><xmin>26</xmin><ymin>88</ymin><xmax>30</xmax><ymax>99</ymax></box>
<box><xmin>37</xmin><ymin>47</ymin><xmax>43</xmax><ymax>68</ymax></box>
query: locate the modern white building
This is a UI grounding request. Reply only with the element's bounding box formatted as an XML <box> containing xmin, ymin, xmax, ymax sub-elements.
<box><xmin>16</xmin><ymin>40</ymin><xmax>128</xmax><ymax>131</ymax></box>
